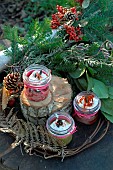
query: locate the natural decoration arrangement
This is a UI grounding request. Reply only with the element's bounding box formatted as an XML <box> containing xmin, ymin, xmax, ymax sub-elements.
<box><xmin>3</xmin><ymin>0</ymin><xmax>113</xmax><ymax>122</ymax></box>
<box><xmin>0</xmin><ymin>0</ymin><xmax>113</xmax><ymax>159</ymax></box>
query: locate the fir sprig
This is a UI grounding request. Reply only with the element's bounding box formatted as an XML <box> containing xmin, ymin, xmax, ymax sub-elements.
<box><xmin>81</xmin><ymin>0</ymin><xmax>113</xmax><ymax>42</ymax></box>
<box><xmin>3</xmin><ymin>19</ymin><xmax>65</xmax><ymax>72</ymax></box>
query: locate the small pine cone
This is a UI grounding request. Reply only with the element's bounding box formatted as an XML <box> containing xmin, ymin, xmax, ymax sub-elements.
<box><xmin>3</xmin><ymin>72</ymin><xmax>21</xmax><ymax>91</ymax></box>
<box><xmin>64</xmin><ymin>11</ymin><xmax>76</xmax><ymax>21</ymax></box>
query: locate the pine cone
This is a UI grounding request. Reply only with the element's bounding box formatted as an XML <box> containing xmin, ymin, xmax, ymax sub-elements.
<box><xmin>64</xmin><ymin>11</ymin><xmax>76</xmax><ymax>21</ymax></box>
<box><xmin>3</xmin><ymin>72</ymin><xmax>23</xmax><ymax>92</ymax></box>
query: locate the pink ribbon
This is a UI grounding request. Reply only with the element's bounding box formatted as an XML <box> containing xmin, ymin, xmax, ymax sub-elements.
<box><xmin>73</xmin><ymin>109</ymin><xmax>97</xmax><ymax>119</ymax></box>
<box><xmin>24</xmin><ymin>82</ymin><xmax>49</xmax><ymax>90</ymax></box>
<box><xmin>68</xmin><ymin>126</ymin><xmax>77</xmax><ymax>135</ymax></box>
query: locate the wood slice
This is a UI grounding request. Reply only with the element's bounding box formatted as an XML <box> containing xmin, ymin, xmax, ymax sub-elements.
<box><xmin>20</xmin><ymin>76</ymin><xmax>72</xmax><ymax>125</ymax></box>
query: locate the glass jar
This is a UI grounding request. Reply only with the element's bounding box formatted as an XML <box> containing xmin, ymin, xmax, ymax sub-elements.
<box><xmin>23</xmin><ymin>64</ymin><xmax>51</xmax><ymax>102</ymax></box>
<box><xmin>73</xmin><ymin>91</ymin><xmax>101</xmax><ymax>125</ymax></box>
<box><xmin>46</xmin><ymin>112</ymin><xmax>77</xmax><ymax>146</ymax></box>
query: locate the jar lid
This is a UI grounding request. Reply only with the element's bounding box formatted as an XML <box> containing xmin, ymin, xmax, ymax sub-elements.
<box><xmin>23</xmin><ymin>64</ymin><xmax>51</xmax><ymax>87</ymax></box>
<box><xmin>46</xmin><ymin>112</ymin><xmax>76</xmax><ymax>136</ymax></box>
<box><xmin>73</xmin><ymin>91</ymin><xmax>101</xmax><ymax>114</ymax></box>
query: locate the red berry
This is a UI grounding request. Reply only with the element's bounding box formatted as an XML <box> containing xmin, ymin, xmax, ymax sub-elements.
<box><xmin>8</xmin><ymin>98</ymin><xmax>15</xmax><ymax>107</ymax></box>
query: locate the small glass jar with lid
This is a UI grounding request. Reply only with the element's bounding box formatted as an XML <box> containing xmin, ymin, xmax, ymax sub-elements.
<box><xmin>73</xmin><ymin>91</ymin><xmax>101</xmax><ymax>125</ymax></box>
<box><xmin>23</xmin><ymin>64</ymin><xmax>51</xmax><ymax>102</ymax></box>
<box><xmin>46</xmin><ymin>112</ymin><xmax>77</xmax><ymax>146</ymax></box>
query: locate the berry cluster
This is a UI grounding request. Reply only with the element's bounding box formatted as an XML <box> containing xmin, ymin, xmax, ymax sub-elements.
<box><xmin>51</xmin><ymin>5</ymin><xmax>78</xmax><ymax>29</ymax></box>
<box><xmin>64</xmin><ymin>25</ymin><xmax>82</xmax><ymax>42</ymax></box>
<box><xmin>51</xmin><ymin>5</ymin><xmax>82</xmax><ymax>42</ymax></box>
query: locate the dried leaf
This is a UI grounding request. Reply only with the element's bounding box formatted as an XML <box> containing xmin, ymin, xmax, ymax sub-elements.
<box><xmin>2</xmin><ymin>87</ymin><xmax>10</xmax><ymax>110</ymax></box>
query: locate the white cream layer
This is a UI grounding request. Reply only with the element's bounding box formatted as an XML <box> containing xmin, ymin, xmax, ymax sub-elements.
<box><xmin>29</xmin><ymin>70</ymin><xmax>47</xmax><ymax>81</ymax></box>
<box><xmin>77</xmin><ymin>96</ymin><xmax>98</xmax><ymax>109</ymax></box>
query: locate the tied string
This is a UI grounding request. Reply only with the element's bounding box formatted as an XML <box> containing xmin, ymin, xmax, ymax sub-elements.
<box><xmin>24</xmin><ymin>83</ymin><xmax>49</xmax><ymax>90</ymax></box>
<box><xmin>73</xmin><ymin>109</ymin><xmax>97</xmax><ymax>119</ymax></box>
<box><xmin>35</xmin><ymin>70</ymin><xmax>42</xmax><ymax>80</ymax></box>
<box><xmin>68</xmin><ymin>125</ymin><xmax>77</xmax><ymax>135</ymax></box>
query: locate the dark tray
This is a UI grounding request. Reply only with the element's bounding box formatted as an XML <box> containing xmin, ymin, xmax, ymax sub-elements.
<box><xmin>0</xmin><ymin>89</ymin><xmax>109</xmax><ymax>161</ymax></box>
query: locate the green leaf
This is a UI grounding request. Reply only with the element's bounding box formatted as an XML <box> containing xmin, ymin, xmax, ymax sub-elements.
<box><xmin>86</xmin><ymin>73</ymin><xmax>108</xmax><ymax>98</ymax></box>
<box><xmin>69</xmin><ymin>66</ymin><xmax>86</xmax><ymax>79</ymax></box>
<box><xmin>74</xmin><ymin>79</ymin><xmax>84</xmax><ymax>91</ymax></box>
<box><xmin>77</xmin><ymin>77</ymin><xmax>88</xmax><ymax>90</ymax></box>
<box><xmin>86</xmin><ymin>73</ymin><xmax>94</xmax><ymax>91</ymax></box>
<box><xmin>82</xmin><ymin>0</ymin><xmax>90</xmax><ymax>9</ymax></box>
<box><xmin>101</xmin><ymin>98</ymin><xmax>113</xmax><ymax>115</ymax></box>
<box><xmin>87</xmin><ymin>66</ymin><xmax>97</xmax><ymax>76</ymax></box>
<box><xmin>92</xmin><ymin>78</ymin><xmax>108</xmax><ymax>98</ymax></box>
<box><xmin>108</xmin><ymin>86</ymin><xmax>113</xmax><ymax>99</ymax></box>
<box><xmin>102</xmin><ymin>111</ymin><xmax>113</xmax><ymax>123</ymax></box>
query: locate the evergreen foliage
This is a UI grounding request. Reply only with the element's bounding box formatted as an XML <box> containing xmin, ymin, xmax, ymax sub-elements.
<box><xmin>80</xmin><ymin>0</ymin><xmax>113</xmax><ymax>42</ymax></box>
<box><xmin>4</xmin><ymin>19</ymin><xmax>64</xmax><ymax>68</ymax></box>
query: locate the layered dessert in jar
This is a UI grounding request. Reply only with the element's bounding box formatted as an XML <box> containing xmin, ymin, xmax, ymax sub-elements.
<box><xmin>23</xmin><ymin>64</ymin><xmax>51</xmax><ymax>102</ymax></box>
<box><xmin>46</xmin><ymin>112</ymin><xmax>77</xmax><ymax>146</ymax></box>
<box><xmin>73</xmin><ymin>91</ymin><xmax>101</xmax><ymax>125</ymax></box>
